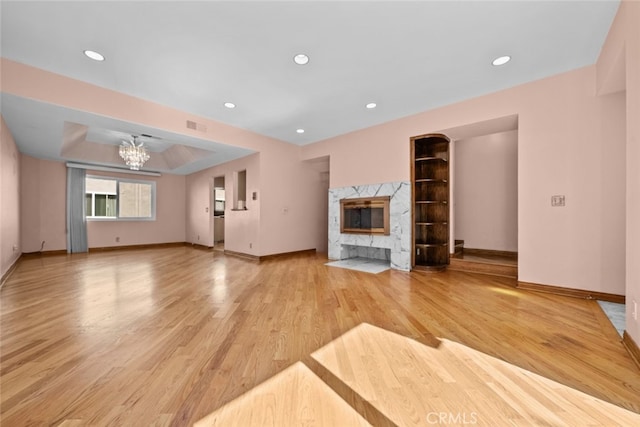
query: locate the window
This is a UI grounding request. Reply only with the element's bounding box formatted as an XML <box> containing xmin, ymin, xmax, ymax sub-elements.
<box><xmin>85</xmin><ymin>177</ymin><xmax>117</xmax><ymax>218</ymax></box>
<box><xmin>85</xmin><ymin>176</ymin><xmax>156</xmax><ymax>220</ymax></box>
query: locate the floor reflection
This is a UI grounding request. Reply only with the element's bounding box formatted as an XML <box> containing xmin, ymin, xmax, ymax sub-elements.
<box><xmin>80</xmin><ymin>262</ymin><xmax>153</xmax><ymax>327</ymax></box>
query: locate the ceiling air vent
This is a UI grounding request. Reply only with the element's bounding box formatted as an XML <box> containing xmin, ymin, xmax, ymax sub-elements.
<box><xmin>186</xmin><ymin>120</ymin><xmax>207</xmax><ymax>133</ymax></box>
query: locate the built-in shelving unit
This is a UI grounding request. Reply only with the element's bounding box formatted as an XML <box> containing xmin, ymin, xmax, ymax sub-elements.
<box><xmin>411</xmin><ymin>133</ymin><xmax>451</xmax><ymax>271</ymax></box>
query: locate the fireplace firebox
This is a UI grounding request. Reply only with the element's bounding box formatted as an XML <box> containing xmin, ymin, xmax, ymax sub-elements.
<box><xmin>340</xmin><ymin>196</ymin><xmax>390</xmax><ymax>235</ymax></box>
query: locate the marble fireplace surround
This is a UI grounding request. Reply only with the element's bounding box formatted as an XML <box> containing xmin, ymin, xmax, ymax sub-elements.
<box><xmin>328</xmin><ymin>181</ymin><xmax>411</xmax><ymax>271</ymax></box>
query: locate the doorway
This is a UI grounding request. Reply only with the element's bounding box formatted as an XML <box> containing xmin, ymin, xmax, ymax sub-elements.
<box><xmin>304</xmin><ymin>156</ymin><xmax>330</xmax><ymax>254</ymax></box>
<box><xmin>213</xmin><ymin>175</ymin><xmax>225</xmax><ymax>251</ymax></box>
<box><xmin>428</xmin><ymin>115</ymin><xmax>519</xmax><ymax>277</ymax></box>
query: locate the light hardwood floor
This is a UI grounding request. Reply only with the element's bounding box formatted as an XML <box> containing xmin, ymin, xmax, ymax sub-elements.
<box><xmin>1</xmin><ymin>247</ymin><xmax>639</xmax><ymax>425</ymax></box>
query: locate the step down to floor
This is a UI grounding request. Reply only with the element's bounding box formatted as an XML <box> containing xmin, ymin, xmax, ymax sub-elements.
<box><xmin>448</xmin><ymin>257</ymin><xmax>517</xmax><ymax>278</ymax></box>
<box><xmin>453</xmin><ymin>239</ymin><xmax>464</xmax><ymax>258</ymax></box>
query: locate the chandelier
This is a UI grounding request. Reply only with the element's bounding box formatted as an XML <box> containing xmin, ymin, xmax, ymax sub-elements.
<box><xmin>119</xmin><ymin>136</ymin><xmax>150</xmax><ymax>170</ymax></box>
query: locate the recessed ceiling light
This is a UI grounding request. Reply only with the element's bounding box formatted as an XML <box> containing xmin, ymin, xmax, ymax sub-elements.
<box><xmin>84</xmin><ymin>50</ymin><xmax>105</xmax><ymax>61</ymax></box>
<box><xmin>296</xmin><ymin>128</ymin><xmax>305</xmax><ymax>134</ymax></box>
<box><xmin>293</xmin><ymin>54</ymin><xmax>309</xmax><ymax>65</ymax></box>
<box><xmin>492</xmin><ymin>55</ymin><xmax>511</xmax><ymax>66</ymax></box>
<box><xmin>224</xmin><ymin>102</ymin><xmax>236</xmax><ymax>109</ymax></box>
<box><xmin>366</xmin><ymin>103</ymin><xmax>377</xmax><ymax>109</ymax></box>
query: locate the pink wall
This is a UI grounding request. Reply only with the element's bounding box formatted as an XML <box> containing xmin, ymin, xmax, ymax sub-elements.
<box><xmin>86</xmin><ymin>170</ymin><xmax>186</xmax><ymax>248</ymax></box>
<box><xmin>301</xmin><ymin>123</ymin><xmax>410</xmax><ymax>188</ymax></box>
<box><xmin>625</xmin><ymin>0</ymin><xmax>640</xmax><ymax>347</ymax></box>
<box><xmin>186</xmin><ymin>153</ymin><xmax>261</xmax><ymax>254</ymax></box>
<box><xmin>0</xmin><ymin>58</ymin><xmax>294</xmax><ymax>155</ymax></box>
<box><xmin>1</xmin><ymin>115</ymin><xmax>21</xmax><ymax>276</ymax></box>
<box><xmin>598</xmin><ymin>0</ymin><xmax>640</xmax><ymax>349</ymax></box>
<box><xmin>188</xmin><ymin>135</ymin><xmax>331</xmax><ymax>258</ymax></box>
<box><xmin>453</xmin><ymin>130</ymin><xmax>518</xmax><ymax>252</ymax></box>
<box><xmin>3</xmin><ymin>59</ymin><xmax>326</xmax><ymax>258</ymax></box>
<box><xmin>593</xmin><ymin>0</ymin><xmax>640</xmax><ymax>351</ymax></box>
<box><xmin>302</xmin><ymin>60</ymin><xmax>627</xmax><ymax>297</ymax></box>
<box><xmin>20</xmin><ymin>156</ymin><xmax>67</xmax><ymax>253</ymax></box>
<box><xmin>597</xmin><ymin>91</ymin><xmax>627</xmax><ymax>302</ymax></box>
<box><xmin>4</xmin><ymin>3</ymin><xmax>637</xmax><ymax>338</ymax></box>
<box><xmin>185</xmin><ymin>148</ymin><xmax>328</xmax><ymax>257</ymax></box>
<box><xmin>19</xmin><ymin>156</ymin><xmax>186</xmax><ymax>251</ymax></box>
<box><xmin>257</xmin><ymin>143</ymin><xmax>326</xmax><ymax>256</ymax></box>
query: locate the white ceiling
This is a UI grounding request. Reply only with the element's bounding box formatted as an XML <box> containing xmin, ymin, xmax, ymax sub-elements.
<box><xmin>0</xmin><ymin>1</ymin><xmax>620</xmax><ymax>174</ymax></box>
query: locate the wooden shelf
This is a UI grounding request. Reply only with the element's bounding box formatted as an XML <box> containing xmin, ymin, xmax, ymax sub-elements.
<box><xmin>415</xmin><ymin>200</ymin><xmax>448</xmax><ymax>204</ymax></box>
<box><xmin>411</xmin><ymin>133</ymin><xmax>450</xmax><ymax>270</ymax></box>
<box><xmin>415</xmin><ymin>156</ymin><xmax>447</xmax><ymax>162</ymax></box>
<box><xmin>415</xmin><ymin>179</ymin><xmax>448</xmax><ymax>183</ymax></box>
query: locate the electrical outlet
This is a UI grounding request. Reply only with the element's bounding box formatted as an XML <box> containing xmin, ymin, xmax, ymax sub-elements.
<box><xmin>249</xmin><ymin>243</ymin><xmax>252</xmax><ymax>249</ymax></box>
<box><xmin>551</xmin><ymin>195</ymin><xmax>565</xmax><ymax>207</ymax></box>
<box><xmin>633</xmin><ymin>300</ymin><xmax>638</xmax><ymax>321</ymax></box>
<box><xmin>197</xmin><ymin>235</ymin><xmax>200</xmax><ymax>241</ymax></box>
<box><xmin>12</xmin><ymin>245</ymin><xmax>18</xmax><ymax>252</ymax></box>
<box><xmin>115</xmin><ymin>236</ymin><xmax>120</xmax><ymax>242</ymax></box>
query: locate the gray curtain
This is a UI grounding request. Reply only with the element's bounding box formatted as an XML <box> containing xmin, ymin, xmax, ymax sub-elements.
<box><xmin>66</xmin><ymin>167</ymin><xmax>88</xmax><ymax>253</ymax></box>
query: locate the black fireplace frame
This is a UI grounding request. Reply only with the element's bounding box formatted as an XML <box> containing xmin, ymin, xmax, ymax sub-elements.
<box><xmin>340</xmin><ymin>196</ymin><xmax>390</xmax><ymax>235</ymax></box>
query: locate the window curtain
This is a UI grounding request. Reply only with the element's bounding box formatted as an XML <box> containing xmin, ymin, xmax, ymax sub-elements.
<box><xmin>66</xmin><ymin>167</ymin><xmax>88</xmax><ymax>253</ymax></box>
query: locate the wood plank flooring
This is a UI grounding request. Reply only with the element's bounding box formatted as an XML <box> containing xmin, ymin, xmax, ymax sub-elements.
<box><xmin>1</xmin><ymin>247</ymin><xmax>640</xmax><ymax>425</ymax></box>
<box><xmin>194</xmin><ymin>362</ymin><xmax>372</xmax><ymax>427</ymax></box>
<box><xmin>311</xmin><ymin>323</ymin><xmax>640</xmax><ymax>426</ymax></box>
